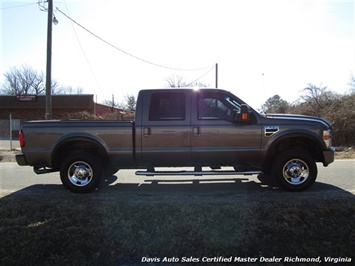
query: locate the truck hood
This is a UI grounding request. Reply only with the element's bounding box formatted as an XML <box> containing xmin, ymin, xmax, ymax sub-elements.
<box><xmin>264</xmin><ymin>113</ymin><xmax>332</xmax><ymax>128</ymax></box>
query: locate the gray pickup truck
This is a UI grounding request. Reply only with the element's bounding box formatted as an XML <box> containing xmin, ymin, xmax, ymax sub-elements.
<box><xmin>16</xmin><ymin>88</ymin><xmax>335</xmax><ymax>193</ymax></box>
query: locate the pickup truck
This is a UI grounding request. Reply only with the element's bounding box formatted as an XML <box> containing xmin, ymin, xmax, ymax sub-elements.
<box><xmin>16</xmin><ymin>88</ymin><xmax>335</xmax><ymax>193</ymax></box>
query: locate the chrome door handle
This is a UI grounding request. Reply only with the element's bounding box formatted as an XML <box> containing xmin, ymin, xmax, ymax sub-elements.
<box><xmin>144</xmin><ymin>127</ymin><xmax>151</xmax><ymax>136</ymax></box>
<box><xmin>193</xmin><ymin>127</ymin><xmax>200</xmax><ymax>136</ymax></box>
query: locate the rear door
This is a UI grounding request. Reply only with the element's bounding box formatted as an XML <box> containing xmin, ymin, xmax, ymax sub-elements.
<box><xmin>190</xmin><ymin>90</ymin><xmax>262</xmax><ymax>166</ymax></box>
<box><xmin>140</xmin><ymin>90</ymin><xmax>191</xmax><ymax>166</ymax></box>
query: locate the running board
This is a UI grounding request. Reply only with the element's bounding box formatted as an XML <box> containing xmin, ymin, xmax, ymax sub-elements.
<box><xmin>135</xmin><ymin>170</ymin><xmax>262</xmax><ymax>176</ymax></box>
<box><xmin>34</xmin><ymin>166</ymin><xmax>57</xmax><ymax>174</ymax></box>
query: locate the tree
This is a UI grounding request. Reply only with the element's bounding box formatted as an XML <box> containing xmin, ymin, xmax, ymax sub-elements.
<box><xmin>165</xmin><ymin>75</ymin><xmax>188</xmax><ymax>88</ymax></box>
<box><xmin>1</xmin><ymin>65</ymin><xmax>62</xmax><ymax>95</ymax></box>
<box><xmin>2</xmin><ymin>65</ymin><xmax>44</xmax><ymax>95</ymax></box>
<box><xmin>103</xmin><ymin>94</ymin><xmax>136</xmax><ymax>110</ymax></box>
<box><xmin>57</xmin><ymin>86</ymin><xmax>83</xmax><ymax>95</ymax></box>
<box><xmin>103</xmin><ymin>95</ymin><xmax>120</xmax><ymax>109</ymax></box>
<box><xmin>164</xmin><ymin>75</ymin><xmax>209</xmax><ymax>88</ymax></box>
<box><xmin>260</xmin><ymin>79</ymin><xmax>355</xmax><ymax>147</ymax></box>
<box><xmin>261</xmin><ymin>94</ymin><xmax>290</xmax><ymax>113</ymax></box>
<box><xmin>348</xmin><ymin>73</ymin><xmax>355</xmax><ymax>93</ymax></box>
<box><xmin>124</xmin><ymin>94</ymin><xmax>136</xmax><ymax>111</ymax></box>
<box><xmin>298</xmin><ymin>83</ymin><xmax>338</xmax><ymax>117</ymax></box>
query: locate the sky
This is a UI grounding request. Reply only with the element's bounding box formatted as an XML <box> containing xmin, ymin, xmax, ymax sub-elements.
<box><xmin>1</xmin><ymin>0</ymin><xmax>354</xmax><ymax>109</ymax></box>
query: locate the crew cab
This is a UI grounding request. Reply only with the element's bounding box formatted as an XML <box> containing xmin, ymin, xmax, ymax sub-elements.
<box><xmin>16</xmin><ymin>88</ymin><xmax>335</xmax><ymax>193</ymax></box>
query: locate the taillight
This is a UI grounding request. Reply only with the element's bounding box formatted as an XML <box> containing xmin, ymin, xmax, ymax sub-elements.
<box><xmin>19</xmin><ymin>130</ymin><xmax>25</xmax><ymax>147</ymax></box>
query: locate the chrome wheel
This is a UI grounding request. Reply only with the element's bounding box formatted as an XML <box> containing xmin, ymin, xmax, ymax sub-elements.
<box><xmin>67</xmin><ymin>161</ymin><xmax>93</xmax><ymax>187</ymax></box>
<box><xmin>274</xmin><ymin>150</ymin><xmax>317</xmax><ymax>191</ymax></box>
<box><xmin>61</xmin><ymin>153</ymin><xmax>103</xmax><ymax>193</ymax></box>
<box><xmin>282</xmin><ymin>159</ymin><xmax>309</xmax><ymax>185</ymax></box>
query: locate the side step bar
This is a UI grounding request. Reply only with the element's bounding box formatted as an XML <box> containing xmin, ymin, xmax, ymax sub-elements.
<box><xmin>34</xmin><ymin>166</ymin><xmax>57</xmax><ymax>174</ymax></box>
<box><xmin>135</xmin><ymin>170</ymin><xmax>262</xmax><ymax>176</ymax></box>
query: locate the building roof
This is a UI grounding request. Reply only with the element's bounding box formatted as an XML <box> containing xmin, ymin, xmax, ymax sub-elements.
<box><xmin>0</xmin><ymin>94</ymin><xmax>94</xmax><ymax>109</ymax></box>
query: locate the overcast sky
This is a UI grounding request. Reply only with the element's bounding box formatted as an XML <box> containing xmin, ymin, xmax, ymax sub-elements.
<box><xmin>1</xmin><ymin>0</ymin><xmax>354</xmax><ymax>109</ymax></box>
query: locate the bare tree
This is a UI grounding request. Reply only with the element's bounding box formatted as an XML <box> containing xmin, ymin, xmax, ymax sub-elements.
<box><xmin>165</xmin><ymin>75</ymin><xmax>188</xmax><ymax>88</ymax></box>
<box><xmin>348</xmin><ymin>73</ymin><xmax>355</xmax><ymax>93</ymax></box>
<box><xmin>164</xmin><ymin>75</ymin><xmax>209</xmax><ymax>88</ymax></box>
<box><xmin>2</xmin><ymin>65</ymin><xmax>43</xmax><ymax>95</ymax></box>
<box><xmin>1</xmin><ymin>65</ymin><xmax>60</xmax><ymax>95</ymax></box>
<box><xmin>299</xmin><ymin>83</ymin><xmax>338</xmax><ymax>117</ymax></box>
<box><xmin>103</xmin><ymin>94</ymin><xmax>137</xmax><ymax>111</ymax></box>
<box><xmin>57</xmin><ymin>86</ymin><xmax>84</xmax><ymax>94</ymax></box>
<box><xmin>103</xmin><ymin>98</ymin><xmax>120</xmax><ymax>108</ymax></box>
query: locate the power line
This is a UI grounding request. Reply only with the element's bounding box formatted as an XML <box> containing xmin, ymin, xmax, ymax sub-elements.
<box><xmin>63</xmin><ymin>1</ymin><xmax>107</xmax><ymax>102</ymax></box>
<box><xmin>1</xmin><ymin>2</ymin><xmax>37</xmax><ymax>10</ymax></box>
<box><xmin>37</xmin><ymin>0</ymin><xmax>47</xmax><ymax>12</ymax></box>
<box><xmin>186</xmin><ymin>66</ymin><xmax>216</xmax><ymax>87</ymax></box>
<box><xmin>55</xmin><ymin>7</ymin><xmax>213</xmax><ymax>71</ymax></box>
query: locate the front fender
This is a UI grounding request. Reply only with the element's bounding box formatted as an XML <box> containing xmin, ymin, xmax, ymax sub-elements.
<box><xmin>266</xmin><ymin>129</ymin><xmax>326</xmax><ymax>151</ymax></box>
<box><xmin>262</xmin><ymin>130</ymin><xmax>327</xmax><ymax>169</ymax></box>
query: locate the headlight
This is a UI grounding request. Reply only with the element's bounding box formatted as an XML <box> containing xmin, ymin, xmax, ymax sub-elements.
<box><xmin>323</xmin><ymin>129</ymin><xmax>332</xmax><ymax>148</ymax></box>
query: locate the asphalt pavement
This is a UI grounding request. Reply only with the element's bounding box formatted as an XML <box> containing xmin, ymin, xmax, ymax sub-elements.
<box><xmin>1</xmin><ymin>160</ymin><xmax>354</xmax><ymax>199</ymax></box>
<box><xmin>1</xmin><ymin>138</ymin><xmax>354</xmax><ymax>198</ymax></box>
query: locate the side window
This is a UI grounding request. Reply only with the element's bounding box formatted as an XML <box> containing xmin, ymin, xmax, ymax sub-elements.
<box><xmin>198</xmin><ymin>92</ymin><xmax>233</xmax><ymax>120</ymax></box>
<box><xmin>149</xmin><ymin>92</ymin><xmax>185</xmax><ymax>121</ymax></box>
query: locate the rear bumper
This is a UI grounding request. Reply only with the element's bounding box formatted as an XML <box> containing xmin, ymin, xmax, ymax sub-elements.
<box><xmin>16</xmin><ymin>153</ymin><xmax>28</xmax><ymax>166</ymax></box>
<box><xmin>323</xmin><ymin>147</ymin><xmax>335</xmax><ymax>166</ymax></box>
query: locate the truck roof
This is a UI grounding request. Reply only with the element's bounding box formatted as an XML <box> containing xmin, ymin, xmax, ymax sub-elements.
<box><xmin>140</xmin><ymin>88</ymin><xmax>231</xmax><ymax>93</ymax></box>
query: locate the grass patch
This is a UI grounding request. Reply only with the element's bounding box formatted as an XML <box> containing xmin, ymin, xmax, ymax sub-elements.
<box><xmin>0</xmin><ymin>194</ymin><xmax>354</xmax><ymax>265</ymax></box>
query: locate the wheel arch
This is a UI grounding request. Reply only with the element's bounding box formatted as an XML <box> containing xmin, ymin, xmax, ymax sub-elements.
<box><xmin>262</xmin><ymin>133</ymin><xmax>325</xmax><ymax>172</ymax></box>
<box><xmin>52</xmin><ymin>134</ymin><xmax>109</xmax><ymax>170</ymax></box>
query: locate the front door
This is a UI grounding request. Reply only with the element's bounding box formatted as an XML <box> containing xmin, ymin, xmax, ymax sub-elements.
<box><xmin>191</xmin><ymin>90</ymin><xmax>262</xmax><ymax>167</ymax></box>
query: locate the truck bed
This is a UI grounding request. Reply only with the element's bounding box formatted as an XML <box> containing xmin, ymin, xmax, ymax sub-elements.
<box><xmin>19</xmin><ymin>120</ymin><xmax>135</xmax><ymax>168</ymax></box>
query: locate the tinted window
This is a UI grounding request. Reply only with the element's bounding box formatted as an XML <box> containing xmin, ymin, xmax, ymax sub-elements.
<box><xmin>198</xmin><ymin>91</ymin><xmax>241</xmax><ymax>121</ymax></box>
<box><xmin>149</xmin><ymin>92</ymin><xmax>185</xmax><ymax>121</ymax></box>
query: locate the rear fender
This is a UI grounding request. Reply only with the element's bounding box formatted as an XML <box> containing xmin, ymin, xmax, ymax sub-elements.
<box><xmin>52</xmin><ymin>133</ymin><xmax>109</xmax><ymax>168</ymax></box>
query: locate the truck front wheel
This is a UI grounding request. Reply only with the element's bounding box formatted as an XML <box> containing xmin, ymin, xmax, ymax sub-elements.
<box><xmin>273</xmin><ymin>150</ymin><xmax>317</xmax><ymax>191</ymax></box>
<box><xmin>60</xmin><ymin>153</ymin><xmax>103</xmax><ymax>193</ymax></box>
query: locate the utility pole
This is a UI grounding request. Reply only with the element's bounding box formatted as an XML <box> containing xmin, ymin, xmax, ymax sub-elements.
<box><xmin>45</xmin><ymin>0</ymin><xmax>53</xmax><ymax>120</ymax></box>
<box><xmin>215</xmin><ymin>63</ymin><xmax>218</xmax><ymax>88</ymax></box>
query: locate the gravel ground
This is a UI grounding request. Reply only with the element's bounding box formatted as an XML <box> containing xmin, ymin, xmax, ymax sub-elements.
<box><xmin>0</xmin><ymin>139</ymin><xmax>20</xmax><ymax>150</ymax></box>
<box><xmin>0</xmin><ymin>139</ymin><xmax>20</xmax><ymax>162</ymax></box>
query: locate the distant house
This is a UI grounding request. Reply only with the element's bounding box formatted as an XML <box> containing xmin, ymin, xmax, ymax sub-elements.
<box><xmin>0</xmin><ymin>94</ymin><xmax>124</xmax><ymax>137</ymax></box>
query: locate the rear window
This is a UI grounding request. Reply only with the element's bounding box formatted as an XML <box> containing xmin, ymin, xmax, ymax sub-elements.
<box><xmin>149</xmin><ymin>92</ymin><xmax>186</xmax><ymax>121</ymax></box>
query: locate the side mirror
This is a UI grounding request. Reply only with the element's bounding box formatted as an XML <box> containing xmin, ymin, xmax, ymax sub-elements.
<box><xmin>234</xmin><ymin>104</ymin><xmax>252</xmax><ymax>123</ymax></box>
<box><xmin>241</xmin><ymin>104</ymin><xmax>250</xmax><ymax>121</ymax></box>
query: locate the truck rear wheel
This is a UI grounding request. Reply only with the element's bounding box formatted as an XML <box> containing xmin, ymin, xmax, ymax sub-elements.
<box><xmin>60</xmin><ymin>152</ymin><xmax>103</xmax><ymax>193</ymax></box>
<box><xmin>273</xmin><ymin>150</ymin><xmax>317</xmax><ymax>191</ymax></box>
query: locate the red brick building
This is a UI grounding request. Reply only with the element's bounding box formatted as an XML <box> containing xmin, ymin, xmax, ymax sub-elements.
<box><xmin>0</xmin><ymin>94</ymin><xmax>124</xmax><ymax>137</ymax></box>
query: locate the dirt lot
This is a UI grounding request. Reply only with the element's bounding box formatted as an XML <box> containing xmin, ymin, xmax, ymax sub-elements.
<box><xmin>0</xmin><ymin>149</ymin><xmax>20</xmax><ymax>162</ymax></box>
